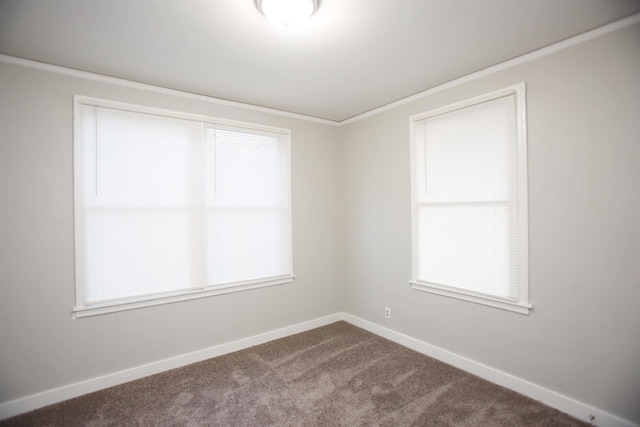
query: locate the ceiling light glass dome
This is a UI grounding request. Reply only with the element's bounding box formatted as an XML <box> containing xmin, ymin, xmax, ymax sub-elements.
<box><xmin>257</xmin><ymin>0</ymin><xmax>319</xmax><ymax>28</ymax></box>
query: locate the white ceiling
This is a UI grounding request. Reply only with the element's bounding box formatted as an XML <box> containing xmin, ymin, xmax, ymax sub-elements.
<box><xmin>1</xmin><ymin>0</ymin><xmax>639</xmax><ymax>122</ymax></box>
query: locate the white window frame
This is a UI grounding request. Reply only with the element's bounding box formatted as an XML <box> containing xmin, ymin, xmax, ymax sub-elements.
<box><xmin>409</xmin><ymin>83</ymin><xmax>531</xmax><ymax>315</ymax></box>
<box><xmin>73</xmin><ymin>96</ymin><xmax>294</xmax><ymax>318</ymax></box>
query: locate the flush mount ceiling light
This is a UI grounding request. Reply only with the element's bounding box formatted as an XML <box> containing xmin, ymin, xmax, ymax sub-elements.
<box><xmin>257</xmin><ymin>0</ymin><xmax>319</xmax><ymax>28</ymax></box>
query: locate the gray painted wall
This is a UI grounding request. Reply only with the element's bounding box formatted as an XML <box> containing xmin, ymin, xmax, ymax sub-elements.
<box><xmin>1</xmin><ymin>21</ymin><xmax>639</xmax><ymax>425</ymax></box>
<box><xmin>340</xmin><ymin>23</ymin><xmax>640</xmax><ymax>423</ymax></box>
<box><xmin>0</xmin><ymin>63</ymin><xmax>342</xmax><ymax>402</ymax></box>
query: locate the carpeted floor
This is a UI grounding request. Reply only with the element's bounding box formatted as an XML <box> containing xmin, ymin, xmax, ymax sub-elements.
<box><xmin>2</xmin><ymin>321</ymin><xmax>588</xmax><ymax>426</ymax></box>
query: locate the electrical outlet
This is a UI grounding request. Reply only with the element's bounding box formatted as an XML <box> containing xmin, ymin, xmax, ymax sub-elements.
<box><xmin>384</xmin><ymin>307</ymin><xmax>391</xmax><ymax>319</ymax></box>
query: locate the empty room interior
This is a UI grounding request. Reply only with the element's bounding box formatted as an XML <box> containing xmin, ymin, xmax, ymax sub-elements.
<box><xmin>1</xmin><ymin>0</ymin><xmax>639</xmax><ymax>426</ymax></box>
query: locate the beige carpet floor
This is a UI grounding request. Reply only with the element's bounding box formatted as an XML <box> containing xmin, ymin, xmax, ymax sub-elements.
<box><xmin>1</xmin><ymin>321</ymin><xmax>588</xmax><ymax>426</ymax></box>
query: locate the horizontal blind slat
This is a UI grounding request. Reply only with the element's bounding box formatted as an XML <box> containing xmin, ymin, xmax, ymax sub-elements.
<box><xmin>415</xmin><ymin>93</ymin><xmax>519</xmax><ymax>300</ymax></box>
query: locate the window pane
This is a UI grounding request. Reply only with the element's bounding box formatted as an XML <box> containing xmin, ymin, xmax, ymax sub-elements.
<box><xmin>417</xmin><ymin>204</ymin><xmax>514</xmax><ymax>299</ymax></box>
<box><xmin>205</xmin><ymin>126</ymin><xmax>291</xmax><ymax>286</ymax></box>
<box><xmin>422</xmin><ymin>96</ymin><xmax>516</xmax><ymax>203</ymax></box>
<box><xmin>84</xmin><ymin>209</ymin><xmax>198</xmax><ymax>302</ymax></box>
<box><xmin>206</xmin><ymin>209</ymin><xmax>291</xmax><ymax>284</ymax></box>
<box><xmin>81</xmin><ymin>106</ymin><xmax>204</xmax><ymax>303</ymax></box>
<box><xmin>208</xmin><ymin>128</ymin><xmax>284</xmax><ymax>207</ymax></box>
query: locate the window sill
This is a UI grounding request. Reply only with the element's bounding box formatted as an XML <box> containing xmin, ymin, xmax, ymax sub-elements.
<box><xmin>73</xmin><ymin>275</ymin><xmax>295</xmax><ymax>318</ymax></box>
<box><xmin>409</xmin><ymin>280</ymin><xmax>532</xmax><ymax>315</ymax></box>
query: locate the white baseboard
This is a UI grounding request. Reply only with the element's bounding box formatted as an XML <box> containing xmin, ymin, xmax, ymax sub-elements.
<box><xmin>0</xmin><ymin>313</ymin><xmax>342</xmax><ymax>421</ymax></box>
<box><xmin>2</xmin><ymin>312</ymin><xmax>636</xmax><ymax>427</ymax></box>
<box><xmin>342</xmin><ymin>313</ymin><xmax>638</xmax><ymax>427</ymax></box>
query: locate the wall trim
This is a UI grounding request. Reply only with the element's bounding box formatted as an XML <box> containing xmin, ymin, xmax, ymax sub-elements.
<box><xmin>1</xmin><ymin>13</ymin><xmax>638</xmax><ymax>127</ymax></box>
<box><xmin>1</xmin><ymin>312</ymin><xmax>637</xmax><ymax>426</ymax></box>
<box><xmin>0</xmin><ymin>313</ymin><xmax>342</xmax><ymax>421</ymax></box>
<box><xmin>342</xmin><ymin>314</ymin><xmax>638</xmax><ymax>427</ymax></box>
<box><xmin>340</xmin><ymin>12</ymin><xmax>640</xmax><ymax>125</ymax></box>
<box><xmin>0</xmin><ymin>54</ymin><xmax>340</xmax><ymax>127</ymax></box>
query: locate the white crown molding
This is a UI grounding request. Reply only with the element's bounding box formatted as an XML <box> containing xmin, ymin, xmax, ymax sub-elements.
<box><xmin>340</xmin><ymin>12</ymin><xmax>640</xmax><ymax>125</ymax></box>
<box><xmin>0</xmin><ymin>54</ymin><xmax>340</xmax><ymax>127</ymax></box>
<box><xmin>1</xmin><ymin>13</ymin><xmax>637</xmax><ymax>127</ymax></box>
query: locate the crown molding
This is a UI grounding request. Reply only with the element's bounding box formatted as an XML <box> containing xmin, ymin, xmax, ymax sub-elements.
<box><xmin>1</xmin><ymin>12</ymin><xmax>638</xmax><ymax>127</ymax></box>
<box><xmin>340</xmin><ymin>12</ymin><xmax>640</xmax><ymax>125</ymax></box>
<box><xmin>0</xmin><ymin>54</ymin><xmax>340</xmax><ymax>127</ymax></box>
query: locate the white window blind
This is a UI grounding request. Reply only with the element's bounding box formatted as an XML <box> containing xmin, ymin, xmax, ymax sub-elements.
<box><xmin>409</xmin><ymin>84</ymin><xmax>530</xmax><ymax>314</ymax></box>
<box><xmin>74</xmin><ymin>97</ymin><xmax>292</xmax><ymax>317</ymax></box>
<box><xmin>205</xmin><ymin>126</ymin><xmax>292</xmax><ymax>285</ymax></box>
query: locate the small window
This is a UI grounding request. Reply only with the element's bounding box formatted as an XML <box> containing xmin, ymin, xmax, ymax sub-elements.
<box><xmin>73</xmin><ymin>97</ymin><xmax>293</xmax><ymax>317</ymax></box>
<box><xmin>409</xmin><ymin>84</ymin><xmax>530</xmax><ymax>314</ymax></box>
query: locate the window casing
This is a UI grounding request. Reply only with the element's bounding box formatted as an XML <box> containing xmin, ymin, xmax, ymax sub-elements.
<box><xmin>409</xmin><ymin>84</ymin><xmax>530</xmax><ymax>314</ymax></box>
<box><xmin>73</xmin><ymin>96</ymin><xmax>293</xmax><ymax>317</ymax></box>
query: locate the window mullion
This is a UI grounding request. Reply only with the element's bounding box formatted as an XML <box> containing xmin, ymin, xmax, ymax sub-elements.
<box><xmin>199</xmin><ymin>120</ymin><xmax>208</xmax><ymax>291</ymax></box>
<box><xmin>418</xmin><ymin>200</ymin><xmax>512</xmax><ymax>208</ymax></box>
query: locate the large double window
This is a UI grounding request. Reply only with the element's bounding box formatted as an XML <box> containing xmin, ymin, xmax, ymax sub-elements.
<box><xmin>73</xmin><ymin>97</ymin><xmax>292</xmax><ymax>317</ymax></box>
<box><xmin>409</xmin><ymin>84</ymin><xmax>530</xmax><ymax>314</ymax></box>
